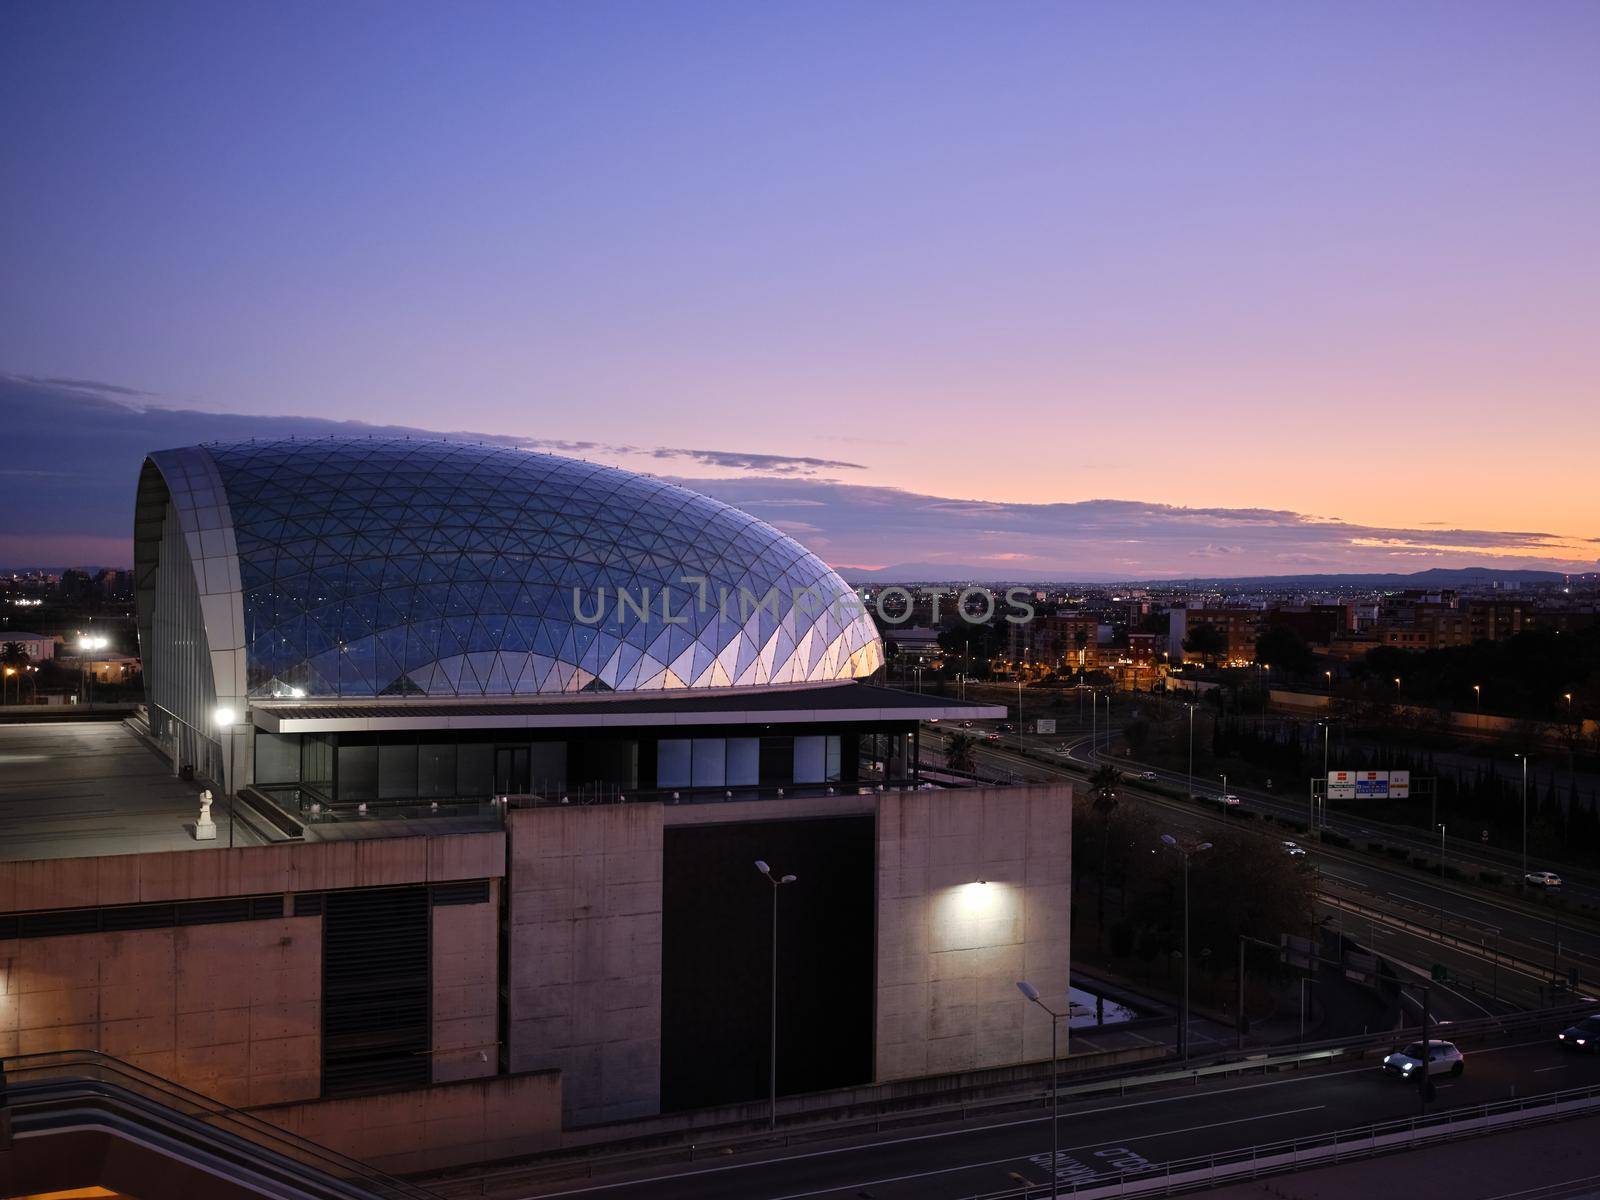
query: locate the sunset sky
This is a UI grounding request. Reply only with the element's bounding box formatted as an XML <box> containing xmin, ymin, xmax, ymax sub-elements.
<box><xmin>3</xmin><ymin>2</ymin><xmax>1598</xmax><ymax>575</ymax></box>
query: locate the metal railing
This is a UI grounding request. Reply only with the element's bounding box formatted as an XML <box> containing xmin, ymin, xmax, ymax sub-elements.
<box><xmin>968</xmin><ymin>1080</ymin><xmax>1600</xmax><ymax>1198</ymax></box>
<box><xmin>1321</xmin><ymin>891</ymin><xmax>1584</xmax><ymax>985</ymax></box>
<box><xmin>2</xmin><ymin>1050</ymin><xmax>440</xmax><ymax>1200</ymax></box>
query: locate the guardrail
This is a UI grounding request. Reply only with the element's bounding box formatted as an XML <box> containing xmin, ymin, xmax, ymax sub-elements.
<box><xmin>1320</xmin><ymin>891</ymin><xmax>1575</xmax><ymax>986</ymax></box>
<box><xmin>968</xmin><ymin>1080</ymin><xmax>1600</xmax><ymax>1198</ymax></box>
<box><xmin>435</xmin><ymin>1001</ymin><xmax>1598</xmax><ymax>1195</ymax></box>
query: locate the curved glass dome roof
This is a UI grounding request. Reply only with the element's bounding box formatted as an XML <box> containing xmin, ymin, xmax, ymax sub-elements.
<box><xmin>145</xmin><ymin>437</ymin><xmax>883</xmax><ymax>699</ymax></box>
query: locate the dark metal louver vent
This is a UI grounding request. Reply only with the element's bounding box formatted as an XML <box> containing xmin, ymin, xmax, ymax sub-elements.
<box><xmin>321</xmin><ymin>885</ymin><xmax>431</xmax><ymax>1098</ymax></box>
<box><xmin>101</xmin><ymin>904</ymin><xmax>177</xmax><ymax>931</ymax></box>
<box><xmin>18</xmin><ymin>909</ymin><xmax>101</xmax><ymax>938</ymax></box>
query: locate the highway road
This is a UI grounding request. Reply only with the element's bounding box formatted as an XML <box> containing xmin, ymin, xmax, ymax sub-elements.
<box><xmin>510</xmin><ymin>1036</ymin><xmax>1600</xmax><ymax>1200</ymax></box>
<box><xmin>929</xmin><ymin>725</ymin><xmax>1600</xmax><ymax>995</ymax></box>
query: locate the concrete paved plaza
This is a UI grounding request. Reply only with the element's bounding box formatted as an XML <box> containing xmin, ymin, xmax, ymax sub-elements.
<box><xmin>0</xmin><ymin>719</ymin><xmax>245</xmax><ymax>862</ymax></box>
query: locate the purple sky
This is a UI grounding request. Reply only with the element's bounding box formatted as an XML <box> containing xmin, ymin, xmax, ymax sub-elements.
<box><xmin>3</xmin><ymin>2</ymin><xmax>1598</xmax><ymax>574</ymax></box>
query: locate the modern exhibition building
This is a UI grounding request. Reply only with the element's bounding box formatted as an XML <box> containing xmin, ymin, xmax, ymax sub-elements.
<box><xmin>134</xmin><ymin>437</ymin><xmax>956</xmax><ymax>814</ymax></box>
<box><xmin>1</xmin><ymin>437</ymin><xmax>1072</xmax><ymax>1197</ymax></box>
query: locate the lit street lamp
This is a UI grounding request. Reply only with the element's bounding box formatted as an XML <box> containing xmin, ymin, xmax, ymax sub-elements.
<box><xmin>755</xmin><ymin>859</ymin><xmax>798</xmax><ymax>1130</ymax></box>
<box><xmin>77</xmin><ymin>634</ymin><xmax>109</xmax><ymax>706</ymax></box>
<box><xmin>1016</xmin><ymin>980</ymin><xmax>1064</xmax><ymax>1182</ymax></box>
<box><xmin>1160</xmin><ymin>834</ymin><xmax>1212</xmax><ymax>1062</ymax></box>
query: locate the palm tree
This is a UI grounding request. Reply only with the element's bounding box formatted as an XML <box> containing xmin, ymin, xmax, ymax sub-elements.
<box><xmin>1089</xmin><ymin>765</ymin><xmax>1124</xmax><ymax>942</ymax></box>
<box><xmin>945</xmin><ymin>731</ymin><xmax>978</xmax><ymax>775</ymax></box>
<box><xmin>1</xmin><ymin>642</ymin><xmax>30</xmax><ymax>704</ymax></box>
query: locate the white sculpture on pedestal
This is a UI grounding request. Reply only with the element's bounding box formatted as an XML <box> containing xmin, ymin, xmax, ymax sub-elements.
<box><xmin>195</xmin><ymin>788</ymin><xmax>217</xmax><ymax>840</ymax></box>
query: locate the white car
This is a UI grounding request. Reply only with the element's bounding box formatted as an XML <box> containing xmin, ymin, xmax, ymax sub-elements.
<box><xmin>1220</xmin><ymin>793</ymin><xmax>1241</xmax><ymax>806</ymax></box>
<box><xmin>1526</xmin><ymin>870</ymin><xmax>1563</xmax><ymax>888</ymax></box>
<box><xmin>1282</xmin><ymin>840</ymin><xmax>1307</xmax><ymax>858</ymax></box>
<box><xmin>1381</xmin><ymin>1039</ymin><xmax>1464</xmax><ymax>1079</ymax></box>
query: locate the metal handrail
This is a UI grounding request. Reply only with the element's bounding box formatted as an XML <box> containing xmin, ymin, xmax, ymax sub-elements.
<box><xmin>968</xmin><ymin>1079</ymin><xmax>1600</xmax><ymax>1198</ymax></box>
<box><xmin>2</xmin><ymin>1050</ymin><xmax>440</xmax><ymax>1199</ymax></box>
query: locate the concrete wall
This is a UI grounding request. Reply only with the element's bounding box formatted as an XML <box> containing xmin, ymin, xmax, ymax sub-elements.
<box><xmin>875</xmin><ymin>784</ymin><xmax>1073</xmax><ymax>1082</ymax></box>
<box><xmin>0</xmin><ymin>830</ymin><xmax>505</xmax><ymax>911</ymax></box>
<box><xmin>257</xmin><ymin>1070</ymin><xmax>562</xmax><ymax>1174</ymax></box>
<box><xmin>433</xmin><ymin>881</ymin><xmax>500</xmax><ymax>1084</ymax></box>
<box><xmin>0</xmin><ymin>916</ymin><xmax>321</xmax><ymax>1106</ymax></box>
<box><xmin>506</xmin><ymin>805</ymin><xmax>663</xmax><ymax>1126</ymax></box>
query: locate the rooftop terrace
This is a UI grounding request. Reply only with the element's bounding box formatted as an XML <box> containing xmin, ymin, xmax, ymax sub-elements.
<box><xmin>0</xmin><ymin>720</ymin><xmax>240</xmax><ymax>862</ymax></box>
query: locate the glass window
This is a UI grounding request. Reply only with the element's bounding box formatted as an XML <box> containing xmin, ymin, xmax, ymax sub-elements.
<box><xmin>793</xmin><ymin>735</ymin><xmax>825</xmax><ymax>783</ymax></box>
<box><xmin>760</xmin><ymin>736</ymin><xmax>792</xmax><ymax>785</ymax></box>
<box><xmin>255</xmin><ymin>731</ymin><xmax>301</xmax><ymax>784</ymax></box>
<box><xmin>691</xmin><ymin>738</ymin><xmax>726</xmax><ymax>787</ymax></box>
<box><xmin>336</xmin><ymin>740</ymin><xmax>377</xmax><ymax>802</ymax></box>
<box><xmin>419</xmin><ymin>741</ymin><xmax>457</xmax><ymax>798</ymax></box>
<box><xmin>825</xmin><ymin>734</ymin><xmax>841</xmax><ymax>782</ymax></box>
<box><xmin>658</xmin><ymin>739</ymin><xmax>691</xmax><ymax>788</ymax></box>
<box><xmin>529</xmin><ymin>741</ymin><xmax>567</xmax><ymax>795</ymax></box>
<box><xmin>378</xmin><ymin>740</ymin><xmax>418</xmax><ymax>799</ymax></box>
<box><xmin>726</xmin><ymin>737</ymin><xmax>759</xmax><ymax>786</ymax></box>
<box><xmin>457</xmin><ymin>741</ymin><xmax>493</xmax><ymax>797</ymax></box>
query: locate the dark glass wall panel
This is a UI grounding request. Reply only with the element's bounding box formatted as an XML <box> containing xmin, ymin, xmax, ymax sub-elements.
<box><xmin>336</xmin><ymin>741</ymin><xmax>377</xmax><ymax>802</ymax></box>
<box><xmin>378</xmin><ymin>741</ymin><xmax>419</xmax><ymax>799</ymax></box>
<box><xmin>254</xmin><ymin>731</ymin><xmax>301</xmax><ymax>784</ymax></box>
<box><xmin>660</xmin><ymin>815</ymin><xmax>874</xmax><ymax>1112</ymax></box>
<box><xmin>419</xmin><ymin>742</ymin><xmax>457</xmax><ymax>797</ymax></box>
<box><xmin>457</xmin><ymin>742</ymin><xmax>493</xmax><ymax>797</ymax></box>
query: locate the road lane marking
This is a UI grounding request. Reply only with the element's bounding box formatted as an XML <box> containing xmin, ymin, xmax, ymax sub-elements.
<box><xmin>533</xmin><ymin>1041</ymin><xmax>1562</xmax><ymax>1197</ymax></box>
<box><xmin>764</xmin><ymin>1107</ymin><xmax>1329</xmax><ymax>1200</ymax></box>
<box><xmin>1536</xmin><ymin>1065</ymin><xmax>1569</xmax><ymax>1072</ymax></box>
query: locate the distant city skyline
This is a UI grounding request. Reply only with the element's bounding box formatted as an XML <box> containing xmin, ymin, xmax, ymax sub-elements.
<box><xmin>4</xmin><ymin>3</ymin><xmax>1598</xmax><ymax>572</ymax></box>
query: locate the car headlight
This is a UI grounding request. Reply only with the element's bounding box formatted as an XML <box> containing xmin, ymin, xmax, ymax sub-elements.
<box><xmin>1401</xmin><ymin>1063</ymin><xmax>1415</xmax><ymax>1073</ymax></box>
<box><xmin>1560</xmin><ymin>1033</ymin><xmax>1567</xmax><ymax>1039</ymax></box>
<box><xmin>1579</xmin><ymin>1040</ymin><xmax>1588</xmax><ymax>1046</ymax></box>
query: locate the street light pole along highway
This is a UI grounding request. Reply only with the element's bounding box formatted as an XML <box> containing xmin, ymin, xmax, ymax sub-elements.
<box><xmin>1160</xmin><ymin>834</ymin><xmax>1212</xmax><ymax>1062</ymax></box>
<box><xmin>755</xmin><ymin>859</ymin><xmax>798</xmax><ymax>1130</ymax></box>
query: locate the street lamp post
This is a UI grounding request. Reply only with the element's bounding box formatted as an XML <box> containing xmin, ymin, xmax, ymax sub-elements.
<box><xmin>1473</xmin><ymin>684</ymin><xmax>1481</xmax><ymax>730</ymax></box>
<box><xmin>755</xmin><ymin>860</ymin><xmax>798</xmax><ymax>1130</ymax></box>
<box><xmin>78</xmin><ymin>634</ymin><xmax>108</xmax><ymax>707</ymax></box>
<box><xmin>1186</xmin><ymin>703</ymin><xmax>1195</xmax><ymax>800</ymax></box>
<box><xmin>1017</xmin><ymin>677</ymin><xmax>1024</xmax><ymax>754</ymax></box>
<box><xmin>1160</xmin><ymin>834</ymin><xmax>1213</xmax><ymax>1062</ymax></box>
<box><xmin>1515</xmin><ymin>755</ymin><xmax>1529</xmax><ymax>877</ymax></box>
<box><xmin>1016</xmin><ymin>980</ymin><xmax>1064</xmax><ymax>1181</ymax></box>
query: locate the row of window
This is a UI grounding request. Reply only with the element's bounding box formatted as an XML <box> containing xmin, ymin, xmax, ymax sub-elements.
<box><xmin>656</xmin><ymin>735</ymin><xmax>842</xmax><ymax>788</ymax></box>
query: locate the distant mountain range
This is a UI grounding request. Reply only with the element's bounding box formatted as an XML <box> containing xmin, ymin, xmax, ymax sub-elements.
<box><xmin>836</xmin><ymin>564</ymin><xmax>1575</xmax><ymax>588</ymax></box>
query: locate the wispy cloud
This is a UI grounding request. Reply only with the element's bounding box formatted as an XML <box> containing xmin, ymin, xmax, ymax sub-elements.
<box><xmin>3</xmin><ymin>372</ymin><xmax>1594</xmax><ymax>578</ymax></box>
<box><xmin>649</xmin><ymin>447</ymin><xmax>866</xmax><ymax>474</ymax></box>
